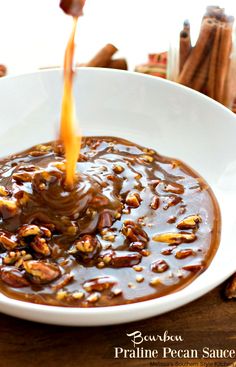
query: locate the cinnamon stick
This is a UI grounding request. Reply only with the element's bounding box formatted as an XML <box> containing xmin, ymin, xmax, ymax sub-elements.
<box><xmin>178</xmin><ymin>18</ymin><xmax>216</xmax><ymax>87</ymax></box>
<box><xmin>206</xmin><ymin>20</ymin><xmax>222</xmax><ymax>98</ymax></box>
<box><xmin>191</xmin><ymin>53</ymin><xmax>210</xmax><ymax>92</ymax></box>
<box><xmin>179</xmin><ymin>20</ymin><xmax>192</xmax><ymax>73</ymax></box>
<box><xmin>215</xmin><ymin>21</ymin><xmax>233</xmax><ymax>103</ymax></box>
<box><xmin>204</xmin><ymin>5</ymin><xmax>226</xmax><ymax>22</ymax></box>
<box><xmin>107</xmin><ymin>58</ymin><xmax>128</xmax><ymax>70</ymax></box>
<box><xmin>86</xmin><ymin>44</ymin><xmax>118</xmax><ymax>67</ymax></box>
<box><xmin>0</xmin><ymin>64</ymin><xmax>7</xmax><ymax>77</ymax></box>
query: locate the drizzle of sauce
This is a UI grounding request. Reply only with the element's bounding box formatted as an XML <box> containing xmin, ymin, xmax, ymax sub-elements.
<box><xmin>60</xmin><ymin>17</ymin><xmax>81</xmax><ymax>187</ymax></box>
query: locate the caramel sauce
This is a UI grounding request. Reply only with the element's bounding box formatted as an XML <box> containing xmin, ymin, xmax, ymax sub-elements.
<box><xmin>60</xmin><ymin>16</ymin><xmax>81</xmax><ymax>187</ymax></box>
<box><xmin>0</xmin><ymin>137</ymin><xmax>221</xmax><ymax>307</ymax></box>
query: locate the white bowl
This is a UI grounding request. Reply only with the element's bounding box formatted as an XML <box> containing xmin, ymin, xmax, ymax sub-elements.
<box><xmin>0</xmin><ymin>68</ymin><xmax>235</xmax><ymax>326</ymax></box>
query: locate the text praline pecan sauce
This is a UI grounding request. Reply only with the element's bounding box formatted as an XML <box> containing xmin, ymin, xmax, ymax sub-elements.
<box><xmin>0</xmin><ymin>137</ymin><xmax>220</xmax><ymax>307</ymax></box>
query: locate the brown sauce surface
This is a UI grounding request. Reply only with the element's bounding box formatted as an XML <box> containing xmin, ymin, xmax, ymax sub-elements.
<box><xmin>0</xmin><ymin>137</ymin><xmax>221</xmax><ymax>307</ymax></box>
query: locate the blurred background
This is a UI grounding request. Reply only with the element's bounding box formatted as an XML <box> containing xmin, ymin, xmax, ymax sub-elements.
<box><xmin>0</xmin><ymin>0</ymin><xmax>236</xmax><ymax>74</ymax></box>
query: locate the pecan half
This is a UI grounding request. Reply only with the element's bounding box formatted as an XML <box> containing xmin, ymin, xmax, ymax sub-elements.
<box><xmin>153</xmin><ymin>232</ymin><xmax>196</xmax><ymax>245</ymax></box>
<box><xmin>18</xmin><ymin>224</ymin><xmax>41</xmax><ymax>238</ymax></box>
<box><xmin>23</xmin><ymin>260</ymin><xmax>61</xmax><ymax>284</ymax></box>
<box><xmin>176</xmin><ymin>215</ymin><xmax>202</xmax><ymax>230</ymax></box>
<box><xmin>1</xmin><ymin>267</ymin><xmax>29</xmax><ymax>288</ymax></box>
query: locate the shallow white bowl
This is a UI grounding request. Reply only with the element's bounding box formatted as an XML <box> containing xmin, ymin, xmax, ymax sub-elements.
<box><xmin>0</xmin><ymin>68</ymin><xmax>235</xmax><ymax>326</ymax></box>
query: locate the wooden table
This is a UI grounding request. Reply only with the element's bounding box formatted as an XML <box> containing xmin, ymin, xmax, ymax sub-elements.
<box><xmin>0</xmin><ymin>280</ymin><xmax>235</xmax><ymax>367</ymax></box>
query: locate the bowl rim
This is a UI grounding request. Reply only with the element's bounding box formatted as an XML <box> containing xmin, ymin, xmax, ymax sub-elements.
<box><xmin>1</xmin><ymin>66</ymin><xmax>236</xmax><ymax>119</ymax></box>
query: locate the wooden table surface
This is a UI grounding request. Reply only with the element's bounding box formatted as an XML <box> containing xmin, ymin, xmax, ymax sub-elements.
<box><xmin>0</xmin><ymin>280</ymin><xmax>235</xmax><ymax>367</ymax></box>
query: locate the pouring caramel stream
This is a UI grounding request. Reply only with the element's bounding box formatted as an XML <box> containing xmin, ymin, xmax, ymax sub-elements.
<box><xmin>60</xmin><ymin>17</ymin><xmax>81</xmax><ymax>187</ymax></box>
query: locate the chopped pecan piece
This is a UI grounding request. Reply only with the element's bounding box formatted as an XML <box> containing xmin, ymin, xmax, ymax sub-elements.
<box><xmin>151</xmin><ymin>259</ymin><xmax>169</xmax><ymax>273</ymax></box>
<box><xmin>12</xmin><ymin>172</ymin><xmax>32</xmax><ymax>183</ymax></box>
<box><xmin>161</xmin><ymin>248</ymin><xmax>174</xmax><ymax>255</ymax></box>
<box><xmin>15</xmin><ymin>191</ymin><xmax>29</xmax><ymax>206</ymax></box>
<box><xmin>35</xmin><ymin>144</ymin><xmax>52</xmax><ymax>152</ymax></box>
<box><xmin>112</xmin><ymin>288</ymin><xmax>122</xmax><ymax>296</ymax></box>
<box><xmin>182</xmin><ymin>264</ymin><xmax>203</xmax><ymax>272</ymax></box>
<box><xmin>111</xmin><ymin>251</ymin><xmax>142</xmax><ymax>268</ymax></box>
<box><xmin>23</xmin><ymin>260</ymin><xmax>61</xmax><ymax>284</ymax></box>
<box><xmin>150</xmin><ymin>195</ymin><xmax>159</xmax><ymax>210</ymax></box>
<box><xmin>70</xmin><ymin>235</ymin><xmax>101</xmax><ymax>265</ymax></box>
<box><xmin>1</xmin><ymin>267</ymin><xmax>29</xmax><ymax>288</ymax></box>
<box><xmin>0</xmin><ymin>234</ymin><xmax>18</xmax><ymax>250</ymax></box>
<box><xmin>72</xmin><ymin>291</ymin><xmax>85</xmax><ymax>300</ymax></box>
<box><xmin>86</xmin><ymin>292</ymin><xmax>100</xmax><ymax>303</ymax></box>
<box><xmin>175</xmin><ymin>249</ymin><xmax>195</xmax><ymax>259</ymax></box>
<box><xmin>122</xmin><ymin>220</ymin><xmax>149</xmax><ymax>243</ymax></box>
<box><xmin>14</xmin><ymin>253</ymin><xmax>33</xmax><ymax>268</ymax></box>
<box><xmin>51</xmin><ymin>273</ymin><xmax>74</xmax><ymax>291</ymax></box>
<box><xmin>30</xmin><ymin>236</ymin><xmax>51</xmax><ymax>256</ymax></box>
<box><xmin>149</xmin><ymin>277</ymin><xmax>162</xmax><ymax>286</ymax></box>
<box><xmin>153</xmin><ymin>232</ymin><xmax>196</xmax><ymax>245</ymax></box>
<box><xmin>3</xmin><ymin>250</ymin><xmax>32</xmax><ymax>266</ymax></box>
<box><xmin>176</xmin><ymin>215</ymin><xmax>202</xmax><ymax>230</ymax></box>
<box><xmin>113</xmin><ymin>165</ymin><xmax>124</xmax><ymax>174</ymax></box>
<box><xmin>162</xmin><ymin>181</ymin><xmax>184</xmax><ymax>194</ymax></box>
<box><xmin>140</xmin><ymin>155</ymin><xmax>154</xmax><ymax>163</ymax></box>
<box><xmin>0</xmin><ymin>198</ymin><xmax>18</xmax><ymax>219</ymax></box>
<box><xmin>125</xmin><ymin>192</ymin><xmax>142</xmax><ymax>208</ymax></box>
<box><xmin>0</xmin><ymin>186</ymin><xmax>9</xmax><ymax>197</ymax></box>
<box><xmin>40</xmin><ymin>226</ymin><xmax>52</xmax><ymax>238</ymax></box>
<box><xmin>97</xmin><ymin>210</ymin><xmax>113</xmax><ymax>230</ymax></box>
<box><xmin>75</xmin><ymin>235</ymin><xmax>100</xmax><ymax>253</ymax></box>
<box><xmin>136</xmin><ymin>275</ymin><xmax>144</xmax><ymax>283</ymax></box>
<box><xmin>163</xmin><ymin>195</ymin><xmax>182</xmax><ymax>210</ymax></box>
<box><xmin>129</xmin><ymin>241</ymin><xmax>146</xmax><ymax>252</ymax></box>
<box><xmin>167</xmin><ymin>216</ymin><xmax>177</xmax><ymax>224</ymax></box>
<box><xmin>225</xmin><ymin>275</ymin><xmax>236</xmax><ymax>299</ymax></box>
<box><xmin>83</xmin><ymin>276</ymin><xmax>116</xmax><ymax>292</ymax></box>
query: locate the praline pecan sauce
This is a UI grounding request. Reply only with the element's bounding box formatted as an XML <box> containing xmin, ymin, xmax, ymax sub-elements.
<box><xmin>0</xmin><ymin>137</ymin><xmax>220</xmax><ymax>307</ymax></box>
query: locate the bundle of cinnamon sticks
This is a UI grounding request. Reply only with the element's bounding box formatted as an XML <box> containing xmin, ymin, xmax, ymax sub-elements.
<box><xmin>178</xmin><ymin>6</ymin><xmax>235</xmax><ymax>106</ymax></box>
